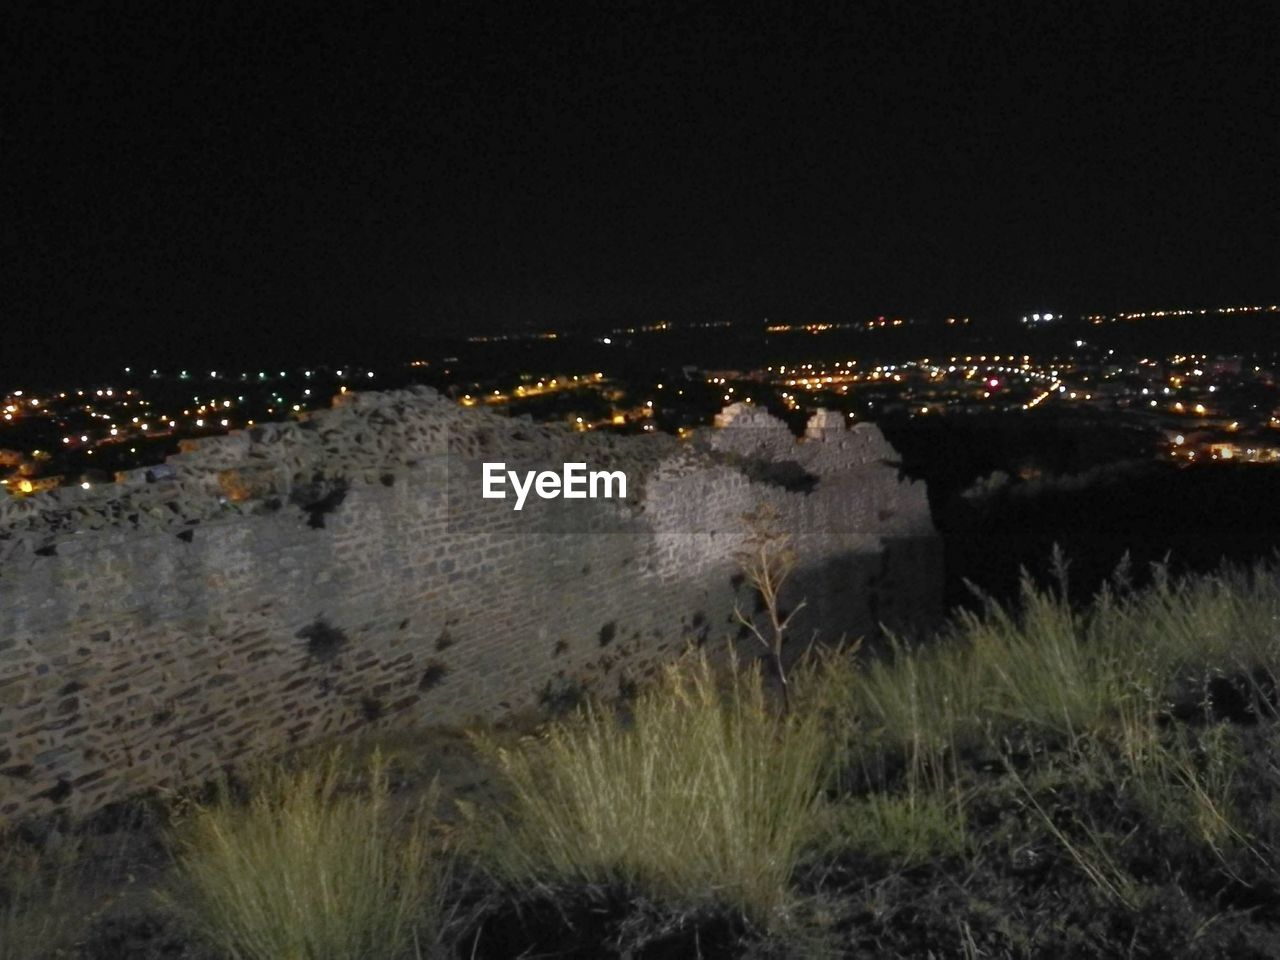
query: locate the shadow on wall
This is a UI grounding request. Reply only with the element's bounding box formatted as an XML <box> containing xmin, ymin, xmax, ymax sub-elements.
<box><xmin>760</xmin><ymin>539</ymin><xmax>943</xmax><ymax>669</ymax></box>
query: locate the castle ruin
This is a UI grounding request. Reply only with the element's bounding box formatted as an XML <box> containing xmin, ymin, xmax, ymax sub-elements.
<box><xmin>0</xmin><ymin>388</ymin><xmax>940</xmax><ymax>821</ymax></box>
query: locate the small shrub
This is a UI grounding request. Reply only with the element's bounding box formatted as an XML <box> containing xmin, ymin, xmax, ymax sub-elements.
<box><xmin>167</xmin><ymin>750</ymin><xmax>447</xmax><ymax>960</ymax></box>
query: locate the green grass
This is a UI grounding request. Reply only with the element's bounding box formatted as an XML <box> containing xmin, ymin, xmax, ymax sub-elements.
<box><xmin>10</xmin><ymin>555</ymin><xmax>1280</xmax><ymax>957</ymax></box>
<box><xmin>473</xmin><ymin>651</ymin><xmax>832</xmax><ymax>923</ymax></box>
<box><xmin>813</xmin><ymin>555</ymin><xmax>1280</xmax><ymax>919</ymax></box>
<box><xmin>466</xmin><ymin>557</ymin><xmax>1280</xmax><ymax>939</ymax></box>
<box><xmin>166</xmin><ymin>750</ymin><xmax>448</xmax><ymax>960</ymax></box>
<box><xmin>822</xmin><ymin>786</ymin><xmax>969</xmax><ymax>867</ymax></box>
<box><xmin>841</xmin><ymin>555</ymin><xmax>1280</xmax><ymax>761</ymax></box>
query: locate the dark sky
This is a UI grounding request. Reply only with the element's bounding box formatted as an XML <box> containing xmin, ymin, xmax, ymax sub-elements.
<box><xmin>3</xmin><ymin>1</ymin><xmax>1277</xmax><ymax>375</ymax></box>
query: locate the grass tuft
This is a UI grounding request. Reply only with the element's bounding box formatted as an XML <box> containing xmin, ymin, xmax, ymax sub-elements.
<box><xmin>166</xmin><ymin>749</ymin><xmax>447</xmax><ymax>960</ymax></box>
<box><xmin>474</xmin><ymin>651</ymin><xmax>830</xmax><ymax>924</ymax></box>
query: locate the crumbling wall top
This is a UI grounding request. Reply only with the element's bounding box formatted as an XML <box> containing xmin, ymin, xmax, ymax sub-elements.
<box><xmin>0</xmin><ymin>390</ymin><xmax>919</xmax><ymax>549</ymax></box>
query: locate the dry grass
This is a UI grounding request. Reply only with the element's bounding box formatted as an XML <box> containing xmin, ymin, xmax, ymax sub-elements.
<box><xmin>473</xmin><ymin>651</ymin><xmax>831</xmax><ymax>924</ymax></box>
<box><xmin>166</xmin><ymin>750</ymin><xmax>448</xmax><ymax>960</ymax></box>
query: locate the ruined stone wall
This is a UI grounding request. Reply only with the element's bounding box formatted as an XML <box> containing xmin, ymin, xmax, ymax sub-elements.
<box><xmin>0</xmin><ymin>390</ymin><xmax>940</xmax><ymax>822</ymax></box>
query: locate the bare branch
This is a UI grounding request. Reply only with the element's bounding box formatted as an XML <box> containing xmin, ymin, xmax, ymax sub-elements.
<box><xmin>732</xmin><ymin>503</ymin><xmax>805</xmax><ymax>714</ymax></box>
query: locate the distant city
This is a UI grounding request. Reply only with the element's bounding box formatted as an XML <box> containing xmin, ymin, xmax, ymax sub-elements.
<box><xmin>3</xmin><ymin>303</ymin><xmax>1278</xmax><ymax>496</ymax></box>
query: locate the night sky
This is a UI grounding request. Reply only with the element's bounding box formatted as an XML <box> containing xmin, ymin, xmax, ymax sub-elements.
<box><xmin>3</xmin><ymin>1</ymin><xmax>1276</xmax><ymax>377</ymax></box>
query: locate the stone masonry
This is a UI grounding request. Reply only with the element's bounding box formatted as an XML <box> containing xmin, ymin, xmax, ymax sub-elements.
<box><xmin>0</xmin><ymin>388</ymin><xmax>940</xmax><ymax>822</ymax></box>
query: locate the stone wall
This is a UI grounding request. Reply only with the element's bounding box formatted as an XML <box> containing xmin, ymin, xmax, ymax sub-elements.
<box><xmin>0</xmin><ymin>389</ymin><xmax>940</xmax><ymax>822</ymax></box>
